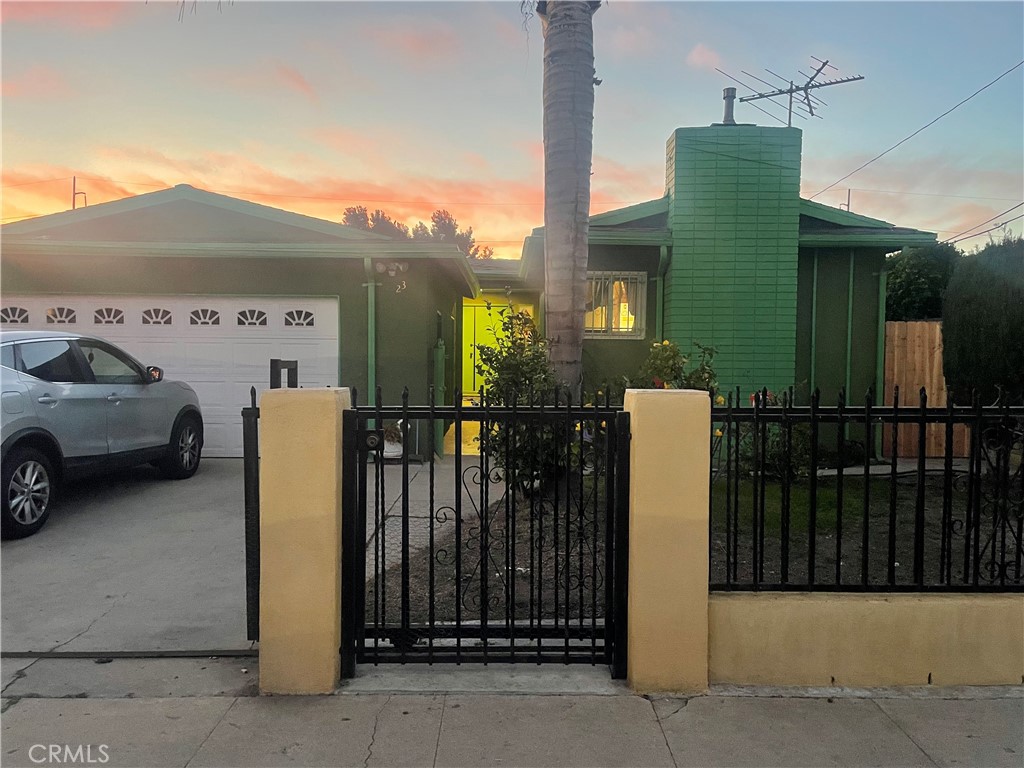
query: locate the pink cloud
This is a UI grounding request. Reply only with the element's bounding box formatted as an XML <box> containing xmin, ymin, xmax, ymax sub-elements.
<box><xmin>686</xmin><ymin>43</ymin><xmax>722</xmax><ymax>72</ymax></box>
<box><xmin>194</xmin><ymin>61</ymin><xmax>321</xmax><ymax>105</ymax></box>
<box><xmin>1</xmin><ymin>65</ymin><xmax>70</xmax><ymax>99</ymax></box>
<box><xmin>0</xmin><ymin>1</ymin><xmax>133</xmax><ymax>29</ymax></box>
<box><xmin>274</xmin><ymin>62</ymin><xmax>318</xmax><ymax>104</ymax></box>
<box><xmin>592</xmin><ymin>154</ymin><xmax>663</xmax><ymax>201</ymax></box>
<box><xmin>363</xmin><ymin>20</ymin><xmax>460</xmax><ymax>66</ymax></box>
<box><xmin>308</xmin><ymin>126</ymin><xmax>383</xmax><ymax>162</ymax></box>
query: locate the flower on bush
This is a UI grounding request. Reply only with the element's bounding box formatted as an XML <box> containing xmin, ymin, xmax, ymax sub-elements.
<box><xmin>633</xmin><ymin>340</ymin><xmax>719</xmax><ymax>392</ymax></box>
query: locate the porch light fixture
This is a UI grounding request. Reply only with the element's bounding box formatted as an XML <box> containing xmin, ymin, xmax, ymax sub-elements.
<box><xmin>375</xmin><ymin>261</ymin><xmax>409</xmax><ymax>278</ymax></box>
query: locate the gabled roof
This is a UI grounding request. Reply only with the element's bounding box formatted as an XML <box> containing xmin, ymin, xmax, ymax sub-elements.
<box><xmin>1</xmin><ymin>184</ymin><xmax>388</xmax><ymax>244</ymax></box>
<box><xmin>798</xmin><ymin>199</ymin><xmax>936</xmax><ymax>248</ymax></box>
<box><xmin>526</xmin><ymin>196</ymin><xmax>672</xmax><ymax>249</ymax></box>
<box><xmin>1</xmin><ymin>184</ymin><xmax>481</xmax><ymax>297</ymax></box>
<box><xmin>588</xmin><ymin>197</ymin><xmax>669</xmax><ymax>228</ymax></box>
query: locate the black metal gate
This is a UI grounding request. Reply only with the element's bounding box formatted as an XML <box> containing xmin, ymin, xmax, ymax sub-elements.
<box><xmin>341</xmin><ymin>392</ymin><xmax>629</xmax><ymax>677</ymax></box>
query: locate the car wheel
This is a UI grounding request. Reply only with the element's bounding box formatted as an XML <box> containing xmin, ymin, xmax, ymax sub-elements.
<box><xmin>157</xmin><ymin>415</ymin><xmax>203</xmax><ymax>480</ymax></box>
<box><xmin>1</xmin><ymin>447</ymin><xmax>55</xmax><ymax>539</ymax></box>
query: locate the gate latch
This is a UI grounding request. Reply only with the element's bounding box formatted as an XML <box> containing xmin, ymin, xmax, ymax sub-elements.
<box><xmin>361</xmin><ymin>429</ymin><xmax>384</xmax><ymax>452</ymax></box>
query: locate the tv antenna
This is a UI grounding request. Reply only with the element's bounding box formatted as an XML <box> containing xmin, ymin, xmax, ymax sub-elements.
<box><xmin>716</xmin><ymin>57</ymin><xmax>864</xmax><ymax>127</ymax></box>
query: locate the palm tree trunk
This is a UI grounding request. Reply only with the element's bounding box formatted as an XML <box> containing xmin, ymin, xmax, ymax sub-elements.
<box><xmin>539</xmin><ymin>0</ymin><xmax>598</xmax><ymax>398</ymax></box>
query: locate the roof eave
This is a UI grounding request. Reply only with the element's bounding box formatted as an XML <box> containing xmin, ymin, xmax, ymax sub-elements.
<box><xmin>799</xmin><ymin>232</ymin><xmax>938</xmax><ymax>248</ymax></box>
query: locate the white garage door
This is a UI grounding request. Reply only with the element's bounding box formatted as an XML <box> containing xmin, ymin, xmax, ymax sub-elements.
<box><xmin>0</xmin><ymin>295</ymin><xmax>339</xmax><ymax>457</ymax></box>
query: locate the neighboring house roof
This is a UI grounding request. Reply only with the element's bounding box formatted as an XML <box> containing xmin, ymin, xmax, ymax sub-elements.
<box><xmin>1</xmin><ymin>184</ymin><xmax>480</xmax><ymax>297</ymax></box>
<box><xmin>469</xmin><ymin>255</ymin><xmax>531</xmax><ymax>290</ymax></box>
<box><xmin>797</xmin><ymin>199</ymin><xmax>936</xmax><ymax>248</ymax></box>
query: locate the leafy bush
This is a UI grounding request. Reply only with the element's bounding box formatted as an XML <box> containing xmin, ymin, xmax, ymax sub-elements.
<box><xmin>474</xmin><ymin>303</ymin><xmax>557</xmax><ymax>403</ymax></box>
<box><xmin>885</xmin><ymin>243</ymin><xmax>961</xmax><ymax>321</ymax></box>
<box><xmin>631</xmin><ymin>340</ymin><xmax>719</xmax><ymax>391</ymax></box>
<box><xmin>942</xmin><ymin>235</ymin><xmax>1024</xmax><ymax>404</ymax></box>
<box><xmin>473</xmin><ymin>304</ymin><xmax>561</xmax><ymax>480</ymax></box>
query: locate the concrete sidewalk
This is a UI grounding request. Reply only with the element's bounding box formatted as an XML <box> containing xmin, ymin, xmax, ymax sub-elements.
<box><xmin>2</xmin><ymin>659</ymin><xmax>1021</xmax><ymax>768</ymax></box>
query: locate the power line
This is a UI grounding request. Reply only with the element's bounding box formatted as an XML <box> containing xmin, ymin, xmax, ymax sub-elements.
<box><xmin>60</xmin><ymin>178</ymin><xmax>646</xmax><ymax>208</ymax></box>
<box><xmin>847</xmin><ymin>188</ymin><xmax>1020</xmax><ymax>202</ymax></box>
<box><xmin>942</xmin><ymin>203</ymin><xmax>1023</xmax><ymax>242</ymax></box>
<box><xmin>947</xmin><ymin>214</ymin><xmax>1023</xmax><ymax>245</ymax></box>
<box><xmin>809</xmin><ymin>59</ymin><xmax>1024</xmax><ymax>201</ymax></box>
<box><xmin>0</xmin><ymin>176</ymin><xmax>73</xmax><ymax>188</ymax></box>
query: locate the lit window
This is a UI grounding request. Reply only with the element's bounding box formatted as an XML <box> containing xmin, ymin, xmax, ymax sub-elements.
<box><xmin>584</xmin><ymin>272</ymin><xmax>646</xmax><ymax>339</ymax></box>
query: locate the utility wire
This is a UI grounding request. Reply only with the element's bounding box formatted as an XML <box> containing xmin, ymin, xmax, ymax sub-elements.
<box><xmin>947</xmin><ymin>214</ymin><xmax>1023</xmax><ymax>245</ymax></box>
<box><xmin>848</xmin><ymin>188</ymin><xmax>1019</xmax><ymax>202</ymax></box>
<box><xmin>809</xmin><ymin>60</ymin><xmax>1024</xmax><ymax>200</ymax></box>
<box><xmin>943</xmin><ymin>203</ymin><xmax>1023</xmax><ymax>242</ymax></box>
<box><xmin>1</xmin><ymin>176</ymin><xmax>73</xmax><ymax>188</ymax></box>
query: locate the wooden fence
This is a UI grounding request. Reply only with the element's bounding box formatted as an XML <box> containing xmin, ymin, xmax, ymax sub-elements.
<box><xmin>883</xmin><ymin>320</ymin><xmax>969</xmax><ymax>458</ymax></box>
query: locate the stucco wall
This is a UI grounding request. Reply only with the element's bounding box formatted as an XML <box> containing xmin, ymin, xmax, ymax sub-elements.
<box><xmin>709</xmin><ymin>592</ymin><xmax>1024</xmax><ymax>687</ymax></box>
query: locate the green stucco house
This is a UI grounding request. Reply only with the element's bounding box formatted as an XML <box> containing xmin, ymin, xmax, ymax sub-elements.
<box><xmin>496</xmin><ymin>112</ymin><xmax>936</xmax><ymax>403</ymax></box>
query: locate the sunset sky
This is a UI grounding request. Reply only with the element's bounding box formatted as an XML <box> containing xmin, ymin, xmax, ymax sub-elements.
<box><xmin>2</xmin><ymin>1</ymin><xmax>1022</xmax><ymax>259</ymax></box>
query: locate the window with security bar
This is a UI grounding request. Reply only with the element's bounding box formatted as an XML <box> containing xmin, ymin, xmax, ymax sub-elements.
<box><xmin>584</xmin><ymin>272</ymin><xmax>646</xmax><ymax>338</ymax></box>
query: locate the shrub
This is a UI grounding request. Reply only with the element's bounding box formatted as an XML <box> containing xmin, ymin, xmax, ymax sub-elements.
<box><xmin>474</xmin><ymin>304</ymin><xmax>557</xmax><ymax>403</ymax></box>
<box><xmin>473</xmin><ymin>304</ymin><xmax>561</xmax><ymax>480</ymax></box>
<box><xmin>942</xmin><ymin>235</ymin><xmax>1024</xmax><ymax>404</ymax></box>
<box><xmin>885</xmin><ymin>243</ymin><xmax>961</xmax><ymax>321</ymax></box>
<box><xmin>631</xmin><ymin>340</ymin><xmax>719</xmax><ymax>391</ymax></box>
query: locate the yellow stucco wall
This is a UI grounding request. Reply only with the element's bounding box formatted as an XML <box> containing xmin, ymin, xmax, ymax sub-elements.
<box><xmin>258</xmin><ymin>387</ymin><xmax>349</xmax><ymax>694</ymax></box>
<box><xmin>624</xmin><ymin>389</ymin><xmax>711</xmax><ymax>693</ymax></box>
<box><xmin>710</xmin><ymin>592</ymin><xmax>1024</xmax><ymax>687</ymax></box>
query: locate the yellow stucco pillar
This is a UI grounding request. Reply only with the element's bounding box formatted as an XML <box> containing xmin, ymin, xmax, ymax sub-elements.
<box><xmin>258</xmin><ymin>387</ymin><xmax>349</xmax><ymax>694</ymax></box>
<box><xmin>624</xmin><ymin>389</ymin><xmax>711</xmax><ymax>693</ymax></box>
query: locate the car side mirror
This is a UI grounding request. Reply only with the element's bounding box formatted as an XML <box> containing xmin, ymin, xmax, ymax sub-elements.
<box><xmin>146</xmin><ymin>366</ymin><xmax>164</xmax><ymax>383</ymax></box>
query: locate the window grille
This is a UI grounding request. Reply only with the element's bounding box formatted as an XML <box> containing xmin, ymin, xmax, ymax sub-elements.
<box><xmin>284</xmin><ymin>309</ymin><xmax>315</xmax><ymax>327</ymax></box>
<box><xmin>94</xmin><ymin>308</ymin><xmax>125</xmax><ymax>325</ymax></box>
<box><xmin>142</xmin><ymin>308</ymin><xmax>173</xmax><ymax>325</ymax></box>
<box><xmin>237</xmin><ymin>309</ymin><xmax>268</xmax><ymax>327</ymax></box>
<box><xmin>0</xmin><ymin>307</ymin><xmax>29</xmax><ymax>324</ymax></box>
<box><xmin>190</xmin><ymin>308</ymin><xmax>220</xmax><ymax>326</ymax></box>
<box><xmin>45</xmin><ymin>307</ymin><xmax>77</xmax><ymax>324</ymax></box>
<box><xmin>584</xmin><ymin>272</ymin><xmax>646</xmax><ymax>339</ymax></box>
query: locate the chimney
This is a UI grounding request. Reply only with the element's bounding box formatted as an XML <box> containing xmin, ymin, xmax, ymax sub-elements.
<box><xmin>722</xmin><ymin>87</ymin><xmax>737</xmax><ymax>125</ymax></box>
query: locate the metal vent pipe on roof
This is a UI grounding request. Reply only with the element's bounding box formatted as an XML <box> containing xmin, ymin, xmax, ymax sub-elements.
<box><xmin>722</xmin><ymin>87</ymin><xmax>737</xmax><ymax>125</ymax></box>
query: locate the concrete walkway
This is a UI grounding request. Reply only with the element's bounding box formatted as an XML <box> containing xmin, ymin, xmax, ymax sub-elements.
<box><xmin>2</xmin><ymin>658</ymin><xmax>1021</xmax><ymax>768</ymax></box>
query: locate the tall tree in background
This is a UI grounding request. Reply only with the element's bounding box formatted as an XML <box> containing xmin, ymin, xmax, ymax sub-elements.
<box><xmin>414</xmin><ymin>210</ymin><xmax>493</xmax><ymax>259</ymax></box>
<box><xmin>536</xmin><ymin>0</ymin><xmax>600</xmax><ymax>396</ymax></box>
<box><xmin>342</xmin><ymin>205</ymin><xmax>492</xmax><ymax>258</ymax></box>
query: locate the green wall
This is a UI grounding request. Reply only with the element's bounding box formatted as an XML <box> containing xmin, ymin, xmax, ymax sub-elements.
<box><xmin>794</xmin><ymin>247</ymin><xmax>884</xmax><ymax>406</ymax></box>
<box><xmin>664</xmin><ymin>125</ymin><xmax>802</xmax><ymax>399</ymax></box>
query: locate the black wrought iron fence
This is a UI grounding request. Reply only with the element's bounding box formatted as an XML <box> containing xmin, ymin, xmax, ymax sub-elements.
<box><xmin>709</xmin><ymin>388</ymin><xmax>1024</xmax><ymax>592</ymax></box>
<box><xmin>341</xmin><ymin>387</ymin><xmax>629</xmax><ymax>673</ymax></box>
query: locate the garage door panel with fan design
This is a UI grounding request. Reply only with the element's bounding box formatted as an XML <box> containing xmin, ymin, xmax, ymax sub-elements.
<box><xmin>0</xmin><ymin>295</ymin><xmax>339</xmax><ymax>457</ymax></box>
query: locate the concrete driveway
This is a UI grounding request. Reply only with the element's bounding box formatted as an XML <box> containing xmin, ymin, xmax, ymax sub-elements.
<box><xmin>1</xmin><ymin>459</ymin><xmax>248</xmax><ymax>653</ymax></box>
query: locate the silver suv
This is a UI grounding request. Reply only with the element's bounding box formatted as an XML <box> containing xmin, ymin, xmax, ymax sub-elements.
<box><xmin>1</xmin><ymin>331</ymin><xmax>203</xmax><ymax>538</ymax></box>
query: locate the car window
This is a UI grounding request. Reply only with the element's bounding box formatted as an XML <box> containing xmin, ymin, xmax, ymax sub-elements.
<box><xmin>77</xmin><ymin>341</ymin><xmax>144</xmax><ymax>385</ymax></box>
<box><xmin>0</xmin><ymin>344</ymin><xmax>14</xmax><ymax>370</ymax></box>
<box><xmin>17</xmin><ymin>340</ymin><xmax>89</xmax><ymax>383</ymax></box>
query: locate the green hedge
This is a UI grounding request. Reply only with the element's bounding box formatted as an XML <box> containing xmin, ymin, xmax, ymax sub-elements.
<box><xmin>942</xmin><ymin>237</ymin><xmax>1024</xmax><ymax>404</ymax></box>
